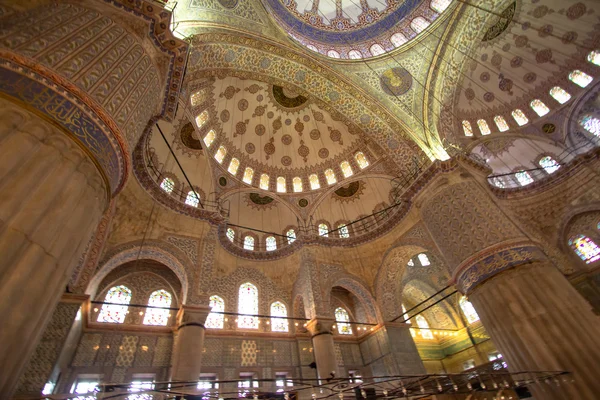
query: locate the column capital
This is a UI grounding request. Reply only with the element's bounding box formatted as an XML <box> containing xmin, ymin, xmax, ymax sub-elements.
<box><xmin>176</xmin><ymin>304</ymin><xmax>212</xmax><ymax>329</ymax></box>
<box><xmin>60</xmin><ymin>293</ymin><xmax>89</xmax><ymax>306</ymax></box>
<box><xmin>305</xmin><ymin>317</ymin><xmax>336</xmax><ymax>336</ymax></box>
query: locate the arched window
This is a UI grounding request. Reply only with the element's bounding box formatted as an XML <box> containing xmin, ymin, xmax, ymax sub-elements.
<box><xmin>203</xmin><ymin>129</ymin><xmax>216</xmax><ymax>147</ymax></box>
<box><xmin>286</xmin><ymin>229</ymin><xmax>296</xmax><ymax>244</ymax></box>
<box><xmin>243</xmin><ymin>167</ymin><xmax>254</xmax><ymax>184</ymax></box>
<box><xmin>407</xmin><ymin>259</ymin><xmax>414</xmax><ymax>267</ymax></box>
<box><xmin>160</xmin><ymin>177</ymin><xmax>174</xmax><ymax>194</ymax></box>
<box><xmin>581</xmin><ymin>115</ymin><xmax>600</xmax><ymax>136</ymax></box>
<box><xmin>415</xmin><ymin>315</ymin><xmax>433</xmax><ymax>339</ymax></box>
<box><xmin>348</xmin><ymin>50</ymin><xmax>362</xmax><ymax>59</ymax></box>
<box><xmin>243</xmin><ymin>236</ymin><xmax>254</xmax><ymax>251</ymax></box>
<box><xmin>354</xmin><ymin>152</ymin><xmax>369</xmax><ymax>169</ymax></box>
<box><xmin>338</xmin><ymin>224</ymin><xmax>350</xmax><ymax>238</ymax></box>
<box><xmin>324</xmin><ymin>169</ymin><xmax>337</xmax><ymax>184</ymax></box>
<box><xmin>185</xmin><ymin>190</ymin><xmax>200</xmax><ymax>207</ymax></box>
<box><xmin>260</xmin><ymin>173</ymin><xmax>270</xmax><ymax>190</ymax></box>
<box><xmin>402</xmin><ymin>304</ymin><xmax>411</xmax><ymax>323</ymax></box>
<box><xmin>226</xmin><ymin>228</ymin><xmax>235</xmax><ymax>242</ymax></box>
<box><xmin>228</xmin><ymin>157</ymin><xmax>240</xmax><ymax>175</ymax></box>
<box><xmin>335</xmin><ymin>307</ymin><xmax>353</xmax><ymax>335</ymax></box>
<box><xmin>340</xmin><ymin>161</ymin><xmax>353</xmax><ymax>178</ymax></box>
<box><xmin>143</xmin><ymin>290</ymin><xmax>172</xmax><ymax>326</ymax></box>
<box><xmin>515</xmin><ymin>170</ymin><xmax>533</xmax><ymax>186</ymax></box>
<box><xmin>431</xmin><ymin>0</ymin><xmax>452</xmax><ymax>13</ymax></box>
<box><xmin>191</xmin><ymin>89</ymin><xmax>207</xmax><ymax>107</ymax></box>
<box><xmin>206</xmin><ymin>295</ymin><xmax>225</xmax><ymax>329</ymax></box>
<box><xmin>306</xmin><ymin>44</ymin><xmax>318</xmax><ymax>52</ymax></box>
<box><xmin>327</xmin><ymin>50</ymin><xmax>340</xmax><ymax>58</ymax></box>
<box><xmin>459</xmin><ymin>296</ymin><xmax>480</xmax><ymax>324</ymax></box>
<box><xmin>549</xmin><ymin>86</ymin><xmax>571</xmax><ymax>104</ymax></box>
<box><xmin>277</xmin><ymin>176</ymin><xmax>286</xmax><ymax>192</ymax></box>
<box><xmin>370</xmin><ymin>43</ymin><xmax>385</xmax><ymax>56</ymax></box>
<box><xmin>462</xmin><ymin>120</ymin><xmax>473</xmax><ymax>136</ymax></box>
<box><xmin>569</xmin><ymin>70</ymin><xmax>593</xmax><ymax>88</ymax></box>
<box><xmin>293</xmin><ymin>177</ymin><xmax>303</xmax><ymax>192</ymax></box>
<box><xmin>569</xmin><ymin>235</ymin><xmax>600</xmax><ymax>263</ymax></box>
<box><xmin>530</xmin><ymin>99</ymin><xmax>550</xmax><ymax>117</ymax></box>
<box><xmin>309</xmin><ymin>174</ymin><xmax>320</xmax><ymax>190</ymax></box>
<box><xmin>318</xmin><ymin>223</ymin><xmax>329</xmax><ymax>237</ymax></box>
<box><xmin>511</xmin><ymin>109</ymin><xmax>529</xmax><ymax>126</ymax></box>
<box><xmin>418</xmin><ymin>253</ymin><xmax>430</xmax><ymax>266</ymax></box>
<box><xmin>539</xmin><ymin>156</ymin><xmax>560</xmax><ymax>174</ymax></box>
<box><xmin>266</xmin><ymin>236</ymin><xmax>277</xmax><ymax>251</ymax></box>
<box><xmin>214</xmin><ymin>145</ymin><xmax>227</xmax><ymax>163</ymax></box>
<box><xmin>196</xmin><ymin>110</ymin><xmax>209</xmax><ymax>128</ymax></box>
<box><xmin>98</xmin><ymin>285</ymin><xmax>132</xmax><ymax>323</ymax></box>
<box><xmin>494</xmin><ymin>116</ymin><xmax>509</xmax><ymax>132</ymax></box>
<box><xmin>477</xmin><ymin>119</ymin><xmax>491</xmax><ymax>135</ymax></box>
<box><xmin>238</xmin><ymin>283</ymin><xmax>259</xmax><ymax>329</ymax></box>
<box><xmin>390</xmin><ymin>32</ymin><xmax>408</xmax><ymax>47</ymax></box>
<box><xmin>270</xmin><ymin>301</ymin><xmax>289</xmax><ymax>332</ymax></box>
<box><xmin>411</xmin><ymin>17</ymin><xmax>430</xmax><ymax>33</ymax></box>
<box><xmin>588</xmin><ymin>50</ymin><xmax>600</xmax><ymax>66</ymax></box>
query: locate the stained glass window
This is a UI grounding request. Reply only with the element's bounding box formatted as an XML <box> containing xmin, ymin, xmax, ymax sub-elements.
<box><xmin>402</xmin><ymin>304</ymin><xmax>411</xmax><ymax>324</ymax></box>
<box><xmin>348</xmin><ymin>50</ymin><xmax>362</xmax><ymax>59</ymax></box>
<box><xmin>418</xmin><ymin>253</ymin><xmax>430</xmax><ymax>266</ymax></box>
<box><xmin>581</xmin><ymin>115</ymin><xmax>600</xmax><ymax>136</ymax></box>
<box><xmin>338</xmin><ymin>224</ymin><xmax>350</xmax><ymax>238</ymax></box>
<box><xmin>416</xmin><ymin>315</ymin><xmax>433</xmax><ymax>339</ymax></box>
<box><xmin>335</xmin><ymin>307</ymin><xmax>353</xmax><ymax>335</ymax></box>
<box><xmin>327</xmin><ymin>50</ymin><xmax>340</xmax><ymax>58</ymax></box>
<box><xmin>160</xmin><ymin>177</ymin><xmax>174</xmax><ymax>194</ymax></box>
<box><xmin>569</xmin><ymin>70</ymin><xmax>593</xmax><ymax>88</ymax></box>
<box><xmin>286</xmin><ymin>229</ymin><xmax>296</xmax><ymax>244</ymax></box>
<box><xmin>195</xmin><ymin>110</ymin><xmax>209</xmax><ymax>128</ymax></box>
<box><xmin>243</xmin><ymin>236</ymin><xmax>254</xmax><ymax>251</ymax></box>
<box><xmin>549</xmin><ymin>86</ymin><xmax>571</xmax><ymax>104</ymax></box>
<box><xmin>191</xmin><ymin>89</ymin><xmax>207</xmax><ymax>107</ymax></box>
<box><xmin>228</xmin><ymin>157</ymin><xmax>240</xmax><ymax>175</ymax></box>
<box><xmin>143</xmin><ymin>290</ymin><xmax>172</xmax><ymax>326</ymax></box>
<box><xmin>266</xmin><ymin>236</ymin><xmax>277</xmax><ymax>251</ymax></box>
<box><xmin>214</xmin><ymin>145</ymin><xmax>226</xmax><ymax>163</ymax></box>
<box><xmin>477</xmin><ymin>119</ymin><xmax>491</xmax><ymax>135</ymax></box>
<box><xmin>569</xmin><ymin>235</ymin><xmax>600</xmax><ymax>264</ymax></box>
<box><xmin>185</xmin><ymin>191</ymin><xmax>199</xmax><ymax>207</ymax></box>
<box><xmin>340</xmin><ymin>161</ymin><xmax>353</xmax><ymax>178</ymax></box>
<box><xmin>354</xmin><ymin>152</ymin><xmax>369</xmax><ymax>169</ymax></box>
<box><xmin>324</xmin><ymin>168</ymin><xmax>337</xmax><ymax>184</ymax></box>
<box><xmin>238</xmin><ymin>283</ymin><xmax>259</xmax><ymax>329</ymax></box>
<box><xmin>431</xmin><ymin>0</ymin><xmax>452</xmax><ymax>13</ymax></box>
<box><xmin>515</xmin><ymin>170</ymin><xmax>533</xmax><ymax>186</ymax></box>
<box><xmin>491</xmin><ymin>176</ymin><xmax>506</xmax><ymax>188</ymax></box>
<box><xmin>459</xmin><ymin>296</ymin><xmax>480</xmax><ymax>324</ymax></box>
<box><xmin>411</xmin><ymin>17</ymin><xmax>430</xmax><ymax>33</ymax></box>
<box><xmin>318</xmin><ymin>223</ymin><xmax>329</xmax><ymax>237</ymax></box>
<box><xmin>588</xmin><ymin>50</ymin><xmax>600</xmax><ymax>66</ymax></box>
<box><xmin>370</xmin><ymin>43</ymin><xmax>385</xmax><ymax>56</ymax></box>
<box><xmin>270</xmin><ymin>301</ymin><xmax>289</xmax><ymax>332</ymax></box>
<box><xmin>242</xmin><ymin>167</ymin><xmax>254</xmax><ymax>184</ymax></box>
<box><xmin>462</xmin><ymin>120</ymin><xmax>473</xmax><ymax>136</ymax></box>
<box><xmin>206</xmin><ymin>295</ymin><xmax>225</xmax><ymax>329</ymax></box>
<box><xmin>390</xmin><ymin>32</ymin><xmax>408</xmax><ymax>47</ymax></box>
<box><xmin>407</xmin><ymin>259</ymin><xmax>414</xmax><ymax>267</ymax></box>
<box><xmin>539</xmin><ymin>156</ymin><xmax>560</xmax><ymax>174</ymax></box>
<box><xmin>309</xmin><ymin>174</ymin><xmax>320</xmax><ymax>190</ymax></box>
<box><xmin>203</xmin><ymin>129</ymin><xmax>216</xmax><ymax>147</ymax></box>
<box><xmin>226</xmin><ymin>228</ymin><xmax>235</xmax><ymax>242</ymax></box>
<box><xmin>260</xmin><ymin>173</ymin><xmax>270</xmax><ymax>190</ymax></box>
<box><xmin>511</xmin><ymin>109</ymin><xmax>529</xmax><ymax>126</ymax></box>
<box><xmin>277</xmin><ymin>176</ymin><xmax>286</xmax><ymax>192</ymax></box>
<box><xmin>494</xmin><ymin>116</ymin><xmax>509</xmax><ymax>132</ymax></box>
<box><xmin>98</xmin><ymin>286</ymin><xmax>131</xmax><ymax>323</ymax></box>
<box><xmin>293</xmin><ymin>177</ymin><xmax>303</xmax><ymax>192</ymax></box>
<box><xmin>530</xmin><ymin>99</ymin><xmax>550</xmax><ymax>117</ymax></box>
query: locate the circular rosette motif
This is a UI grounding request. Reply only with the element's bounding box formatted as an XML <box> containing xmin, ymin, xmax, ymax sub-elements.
<box><xmin>380</xmin><ymin>68</ymin><xmax>413</xmax><ymax>96</ymax></box>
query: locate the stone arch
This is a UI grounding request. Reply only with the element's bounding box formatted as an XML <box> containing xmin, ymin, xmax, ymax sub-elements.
<box><xmin>401</xmin><ymin>279</ymin><xmax>459</xmax><ymax>329</ymax></box>
<box><xmin>88</xmin><ymin>239</ymin><xmax>192</xmax><ymax>304</ymax></box>
<box><xmin>325</xmin><ymin>274</ymin><xmax>381</xmax><ymax>324</ymax></box>
<box><xmin>560</xmin><ymin>206</ymin><xmax>600</xmax><ymax>269</ymax></box>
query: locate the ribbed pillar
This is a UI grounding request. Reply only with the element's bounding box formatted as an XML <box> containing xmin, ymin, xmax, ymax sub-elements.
<box><xmin>469</xmin><ymin>261</ymin><xmax>600</xmax><ymax>400</ymax></box>
<box><xmin>306</xmin><ymin>318</ymin><xmax>340</xmax><ymax>383</ymax></box>
<box><xmin>170</xmin><ymin>305</ymin><xmax>211</xmax><ymax>383</ymax></box>
<box><xmin>0</xmin><ymin>99</ymin><xmax>108</xmax><ymax>397</ymax></box>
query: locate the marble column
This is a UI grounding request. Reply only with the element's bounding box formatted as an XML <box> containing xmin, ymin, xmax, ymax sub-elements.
<box><xmin>379</xmin><ymin>322</ymin><xmax>426</xmax><ymax>375</ymax></box>
<box><xmin>0</xmin><ymin>99</ymin><xmax>108</xmax><ymax>397</ymax></box>
<box><xmin>306</xmin><ymin>318</ymin><xmax>340</xmax><ymax>383</ymax></box>
<box><xmin>170</xmin><ymin>305</ymin><xmax>212</xmax><ymax>383</ymax></box>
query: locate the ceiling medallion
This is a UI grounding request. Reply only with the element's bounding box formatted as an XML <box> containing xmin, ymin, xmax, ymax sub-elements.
<box><xmin>298</xmin><ymin>198</ymin><xmax>308</xmax><ymax>207</ymax></box>
<box><xmin>271</xmin><ymin>84</ymin><xmax>308</xmax><ymax>110</ymax></box>
<box><xmin>217</xmin><ymin>0</ymin><xmax>238</xmax><ymax>9</ymax></box>
<box><xmin>281</xmin><ymin>156</ymin><xmax>292</xmax><ymax>166</ymax></box>
<box><xmin>333</xmin><ymin>180</ymin><xmax>365</xmax><ymax>203</ymax></box>
<box><xmin>246</xmin><ymin>193</ymin><xmax>277</xmax><ymax>210</ymax></box>
<box><xmin>179</xmin><ymin>122</ymin><xmax>202</xmax><ymax>150</ymax></box>
<box><xmin>219</xmin><ymin>176</ymin><xmax>228</xmax><ymax>186</ymax></box>
<box><xmin>380</xmin><ymin>67</ymin><xmax>413</xmax><ymax>96</ymax></box>
<box><xmin>542</xmin><ymin>123</ymin><xmax>556</xmax><ymax>134</ymax></box>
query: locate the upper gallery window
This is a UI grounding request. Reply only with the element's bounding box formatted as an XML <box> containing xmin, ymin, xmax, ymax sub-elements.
<box><xmin>318</xmin><ymin>223</ymin><xmax>329</xmax><ymax>237</ymax></box>
<box><xmin>324</xmin><ymin>169</ymin><xmax>337</xmax><ymax>184</ymax></box>
<box><xmin>477</xmin><ymin>119</ymin><xmax>491</xmax><ymax>135</ymax></box>
<box><xmin>98</xmin><ymin>285</ymin><xmax>132</xmax><ymax>323</ymax></box>
<box><xmin>569</xmin><ymin>235</ymin><xmax>600</xmax><ymax>264</ymax></box>
<box><xmin>266</xmin><ymin>236</ymin><xmax>277</xmax><ymax>251</ymax></box>
<box><xmin>416</xmin><ymin>315</ymin><xmax>433</xmax><ymax>339</ymax></box>
<box><xmin>277</xmin><ymin>177</ymin><xmax>286</xmax><ymax>193</ymax></box>
<box><xmin>459</xmin><ymin>296</ymin><xmax>480</xmax><ymax>324</ymax></box>
<box><xmin>195</xmin><ymin>110</ymin><xmax>209</xmax><ymax>128</ymax></box>
<box><xmin>338</xmin><ymin>224</ymin><xmax>350</xmax><ymax>238</ymax></box>
<box><xmin>286</xmin><ymin>229</ymin><xmax>296</xmax><ymax>244</ymax></box>
<box><xmin>354</xmin><ymin>152</ymin><xmax>369</xmax><ymax>169</ymax></box>
<box><xmin>462</xmin><ymin>120</ymin><xmax>473</xmax><ymax>136</ymax></box>
<box><xmin>242</xmin><ymin>167</ymin><xmax>254</xmax><ymax>184</ymax></box>
<box><xmin>206</xmin><ymin>295</ymin><xmax>225</xmax><ymax>329</ymax></box>
<box><xmin>293</xmin><ymin>177</ymin><xmax>303</xmax><ymax>192</ymax></box>
<box><xmin>160</xmin><ymin>177</ymin><xmax>174</xmax><ymax>194</ymax></box>
<box><xmin>515</xmin><ymin>170</ymin><xmax>534</xmax><ymax>186</ymax></box>
<box><xmin>203</xmin><ymin>129</ymin><xmax>216</xmax><ymax>147</ymax></box>
<box><xmin>549</xmin><ymin>87</ymin><xmax>571</xmax><ymax>104</ymax></box>
<box><xmin>581</xmin><ymin>115</ymin><xmax>600</xmax><ymax>136</ymax></box>
<box><xmin>143</xmin><ymin>290</ymin><xmax>172</xmax><ymax>326</ymax></box>
<box><xmin>494</xmin><ymin>116</ymin><xmax>509</xmax><ymax>132</ymax></box>
<box><xmin>431</xmin><ymin>0</ymin><xmax>452</xmax><ymax>13</ymax></box>
<box><xmin>348</xmin><ymin>50</ymin><xmax>362</xmax><ymax>59</ymax></box>
<box><xmin>226</xmin><ymin>228</ymin><xmax>235</xmax><ymax>242</ymax></box>
<box><xmin>238</xmin><ymin>283</ymin><xmax>259</xmax><ymax>329</ymax></box>
<box><xmin>191</xmin><ymin>89</ymin><xmax>207</xmax><ymax>106</ymax></box>
<box><xmin>390</xmin><ymin>33</ymin><xmax>408</xmax><ymax>47</ymax></box>
<box><xmin>539</xmin><ymin>156</ymin><xmax>560</xmax><ymax>174</ymax></box>
<box><xmin>569</xmin><ymin>70</ymin><xmax>593</xmax><ymax>88</ymax></box>
<box><xmin>587</xmin><ymin>50</ymin><xmax>600</xmax><ymax>66</ymax></box>
<box><xmin>185</xmin><ymin>191</ymin><xmax>199</xmax><ymax>207</ymax></box>
<box><xmin>309</xmin><ymin>174</ymin><xmax>320</xmax><ymax>190</ymax></box>
<box><xmin>402</xmin><ymin>304</ymin><xmax>411</xmax><ymax>323</ymax></box>
<box><xmin>260</xmin><ymin>173</ymin><xmax>270</xmax><ymax>190</ymax></box>
<box><xmin>243</xmin><ymin>235</ymin><xmax>254</xmax><ymax>251</ymax></box>
<box><xmin>214</xmin><ymin>146</ymin><xmax>226</xmax><ymax>163</ymax></box>
<box><xmin>511</xmin><ymin>109</ymin><xmax>529</xmax><ymax>126</ymax></box>
<box><xmin>340</xmin><ymin>161</ymin><xmax>353</xmax><ymax>178</ymax></box>
<box><xmin>411</xmin><ymin>17</ymin><xmax>430</xmax><ymax>33</ymax></box>
<box><xmin>417</xmin><ymin>253</ymin><xmax>431</xmax><ymax>266</ymax></box>
<box><xmin>228</xmin><ymin>158</ymin><xmax>240</xmax><ymax>175</ymax></box>
<box><xmin>270</xmin><ymin>301</ymin><xmax>289</xmax><ymax>332</ymax></box>
<box><xmin>370</xmin><ymin>43</ymin><xmax>385</xmax><ymax>56</ymax></box>
<box><xmin>335</xmin><ymin>307</ymin><xmax>353</xmax><ymax>335</ymax></box>
<box><xmin>327</xmin><ymin>50</ymin><xmax>340</xmax><ymax>58</ymax></box>
<box><xmin>530</xmin><ymin>99</ymin><xmax>550</xmax><ymax>117</ymax></box>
